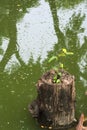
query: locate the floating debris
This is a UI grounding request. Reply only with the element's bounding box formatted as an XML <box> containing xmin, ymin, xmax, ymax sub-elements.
<box><xmin>7</xmin><ymin>122</ymin><xmax>10</xmax><ymax>125</ymax></box>
<box><xmin>11</xmin><ymin>90</ymin><xmax>15</xmax><ymax>94</ymax></box>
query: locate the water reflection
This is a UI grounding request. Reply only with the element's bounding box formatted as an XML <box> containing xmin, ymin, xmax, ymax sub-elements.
<box><xmin>54</xmin><ymin>0</ymin><xmax>84</xmax><ymax>9</ymax></box>
<box><xmin>1</xmin><ymin>0</ymin><xmax>87</xmax><ymax>72</ymax></box>
<box><xmin>17</xmin><ymin>0</ymin><xmax>57</xmax><ymax>63</ymax></box>
<box><xmin>0</xmin><ymin>0</ymin><xmax>40</xmax><ymax>72</ymax></box>
<box><xmin>0</xmin><ymin>0</ymin><xmax>87</xmax><ymax>130</ymax></box>
<box><xmin>46</xmin><ymin>0</ymin><xmax>87</xmax><ymax>117</ymax></box>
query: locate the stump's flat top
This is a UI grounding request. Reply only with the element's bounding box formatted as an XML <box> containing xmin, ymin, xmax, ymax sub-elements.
<box><xmin>38</xmin><ymin>69</ymin><xmax>74</xmax><ymax>86</ymax></box>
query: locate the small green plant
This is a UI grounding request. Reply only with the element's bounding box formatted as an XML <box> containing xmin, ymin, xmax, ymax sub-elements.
<box><xmin>53</xmin><ymin>72</ymin><xmax>62</xmax><ymax>83</ymax></box>
<box><xmin>48</xmin><ymin>48</ymin><xmax>74</xmax><ymax>83</ymax></box>
<box><xmin>48</xmin><ymin>48</ymin><xmax>73</xmax><ymax>67</ymax></box>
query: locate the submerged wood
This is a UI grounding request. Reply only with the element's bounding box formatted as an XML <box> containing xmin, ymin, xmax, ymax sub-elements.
<box><xmin>29</xmin><ymin>69</ymin><xmax>76</xmax><ymax>129</ymax></box>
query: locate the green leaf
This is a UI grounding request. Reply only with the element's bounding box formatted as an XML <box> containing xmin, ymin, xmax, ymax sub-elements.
<box><xmin>53</xmin><ymin>75</ymin><xmax>57</xmax><ymax>80</ymax></box>
<box><xmin>61</xmin><ymin>48</ymin><xmax>74</xmax><ymax>55</ymax></box>
<box><xmin>58</xmin><ymin>53</ymin><xmax>66</xmax><ymax>57</ymax></box>
<box><xmin>56</xmin><ymin>79</ymin><xmax>61</xmax><ymax>83</ymax></box>
<box><xmin>48</xmin><ymin>56</ymin><xmax>58</xmax><ymax>63</ymax></box>
<box><xmin>66</xmin><ymin>52</ymin><xmax>74</xmax><ymax>55</ymax></box>
<box><xmin>53</xmin><ymin>79</ymin><xmax>56</xmax><ymax>83</ymax></box>
<box><xmin>58</xmin><ymin>72</ymin><xmax>62</xmax><ymax>77</ymax></box>
<box><xmin>62</xmin><ymin>48</ymin><xmax>67</xmax><ymax>54</ymax></box>
<box><xmin>60</xmin><ymin>63</ymin><xmax>64</xmax><ymax>68</ymax></box>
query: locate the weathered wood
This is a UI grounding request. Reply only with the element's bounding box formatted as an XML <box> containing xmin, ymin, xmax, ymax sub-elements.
<box><xmin>29</xmin><ymin>69</ymin><xmax>76</xmax><ymax>129</ymax></box>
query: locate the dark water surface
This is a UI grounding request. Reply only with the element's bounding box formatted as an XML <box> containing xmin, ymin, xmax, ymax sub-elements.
<box><xmin>0</xmin><ymin>0</ymin><xmax>87</xmax><ymax>130</ymax></box>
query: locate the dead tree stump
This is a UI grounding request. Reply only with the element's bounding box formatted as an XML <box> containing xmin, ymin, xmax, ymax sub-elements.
<box><xmin>29</xmin><ymin>69</ymin><xmax>76</xmax><ymax>129</ymax></box>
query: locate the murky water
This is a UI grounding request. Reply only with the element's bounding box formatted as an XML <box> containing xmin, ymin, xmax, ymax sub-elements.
<box><xmin>0</xmin><ymin>0</ymin><xmax>87</xmax><ymax>130</ymax></box>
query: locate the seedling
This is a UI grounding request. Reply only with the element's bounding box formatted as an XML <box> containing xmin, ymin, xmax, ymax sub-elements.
<box><xmin>48</xmin><ymin>48</ymin><xmax>74</xmax><ymax>84</ymax></box>
<box><xmin>53</xmin><ymin>72</ymin><xmax>62</xmax><ymax>83</ymax></box>
<box><xmin>53</xmin><ymin>75</ymin><xmax>61</xmax><ymax>83</ymax></box>
<box><xmin>48</xmin><ymin>48</ymin><xmax>73</xmax><ymax>68</ymax></box>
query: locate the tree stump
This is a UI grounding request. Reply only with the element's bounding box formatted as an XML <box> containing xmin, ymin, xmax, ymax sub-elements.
<box><xmin>29</xmin><ymin>69</ymin><xmax>76</xmax><ymax>129</ymax></box>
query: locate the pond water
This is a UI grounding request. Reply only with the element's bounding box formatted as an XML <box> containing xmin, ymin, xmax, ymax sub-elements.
<box><xmin>0</xmin><ymin>0</ymin><xmax>87</xmax><ymax>130</ymax></box>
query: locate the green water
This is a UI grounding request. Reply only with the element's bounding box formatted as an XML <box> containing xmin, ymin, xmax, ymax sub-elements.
<box><xmin>0</xmin><ymin>0</ymin><xmax>87</xmax><ymax>130</ymax></box>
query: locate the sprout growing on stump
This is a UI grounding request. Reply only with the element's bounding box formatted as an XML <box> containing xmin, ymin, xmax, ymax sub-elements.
<box><xmin>29</xmin><ymin>48</ymin><xmax>76</xmax><ymax>129</ymax></box>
